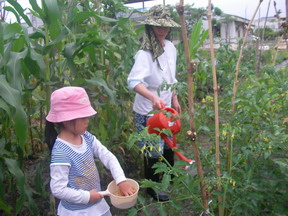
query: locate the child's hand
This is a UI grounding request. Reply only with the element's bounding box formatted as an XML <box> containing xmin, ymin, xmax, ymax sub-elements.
<box><xmin>118</xmin><ymin>180</ymin><xmax>137</xmax><ymax>196</ymax></box>
<box><xmin>89</xmin><ymin>189</ymin><xmax>104</xmax><ymax>203</ymax></box>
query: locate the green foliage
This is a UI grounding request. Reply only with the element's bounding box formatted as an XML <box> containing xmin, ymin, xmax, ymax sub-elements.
<box><xmin>183</xmin><ymin>6</ymin><xmax>207</xmax><ymax>34</ymax></box>
<box><xmin>194</xmin><ymin>67</ymin><xmax>288</xmax><ymax>215</ymax></box>
<box><xmin>1</xmin><ymin>1</ymin><xmax>287</xmax><ymax>215</ymax></box>
<box><xmin>189</xmin><ymin>18</ymin><xmax>209</xmax><ymax>60</ymax></box>
<box><xmin>213</xmin><ymin>7</ymin><xmax>222</xmax><ymax>16</ymax></box>
<box><xmin>225</xmin><ymin>69</ymin><xmax>287</xmax><ymax>215</ymax></box>
<box><xmin>1</xmin><ymin>0</ymin><xmax>139</xmax><ymax>214</ymax></box>
<box><xmin>254</xmin><ymin>27</ymin><xmax>278</xmax><ymax>41</ymax></box>
<box><xmin>275</xmin><ymin>49</ymin><xmax>288</xmax><ymax>65</ymax></box>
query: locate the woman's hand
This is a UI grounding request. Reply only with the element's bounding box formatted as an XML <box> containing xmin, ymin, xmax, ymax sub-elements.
<box><xmin>152</xmin><ymin>96</ymin><xmax>166</xmax><ymax>110</ymax></box>
<box><xmin>172</xmin><ymin>91</ymin><xmax>182</xmax><ymax>114</ymax></box>
<box><xmin>172</xmin><ymin>98</ymin><xmax>181</xmax><ymax>114</ymax></box>
<box><xmin>118</xmin><ymin>180</ymin><xmax>137</xmax><ymax>196</ymax></box>
<box><xmin>89</xmin><ymin>189</ymin><xmax>104</xmax><ymax>203</ymax></box>
<box><xmin>134</xmin><ymin>83</ymin><xmax>166</xmax><ymax>110</ymax></box>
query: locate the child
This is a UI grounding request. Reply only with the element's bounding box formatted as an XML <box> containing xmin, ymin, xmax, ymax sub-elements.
<box><xmin>45</xmin><ymin>86</ymin><xmax>135</xmax><ymax>216</ymax></box>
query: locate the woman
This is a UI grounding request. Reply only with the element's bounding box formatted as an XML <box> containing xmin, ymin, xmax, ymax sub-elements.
<box><xmin>127</xmin><ymin>5</ymin><xmax>181</xmax><ymax>202</ymax></box>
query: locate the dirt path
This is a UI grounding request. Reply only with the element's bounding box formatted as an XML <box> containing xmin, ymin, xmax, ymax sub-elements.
<box><xmin>275</xmin><ymin>59</ymin><xmax>288</xmax><ymax>69</ymax></box>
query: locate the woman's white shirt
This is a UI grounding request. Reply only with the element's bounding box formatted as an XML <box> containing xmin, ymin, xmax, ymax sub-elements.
<box><xmin>127</xmin><ymin>40</ymin><xmax>178</xmax><ymax>115</ymax></box>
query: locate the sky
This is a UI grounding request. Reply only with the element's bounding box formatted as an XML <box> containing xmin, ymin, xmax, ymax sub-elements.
<box><xmin>4</xmin><ymin>0</ymin><xmax>287</xmax><ymax>21</ymax></box>
<box><xmin>127</xmin><ymin>0</ymin><xmax>286</xmax><ymax>19</ymax></box>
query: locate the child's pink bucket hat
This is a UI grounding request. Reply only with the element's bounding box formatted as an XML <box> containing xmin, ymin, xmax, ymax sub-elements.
<box><xmin>46</xmin><ymin>86</ymin><xmax>97</xmax><ymax>123</ymax></box>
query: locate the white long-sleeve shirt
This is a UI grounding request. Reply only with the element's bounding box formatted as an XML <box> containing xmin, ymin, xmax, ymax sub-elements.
<box><xmin>50</xmin><ymin>131</ymin><xmax>126</xmax><ymax>215</ymax></box>
<box><xmin>127</xmin><ymin>39</ymin><xmax>178</xmax><ymax>115</ymax></box>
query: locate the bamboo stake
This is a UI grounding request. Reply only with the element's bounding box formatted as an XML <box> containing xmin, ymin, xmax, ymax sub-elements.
<box><xmin>273</xmin><ymin>35</ymin><xmax>283</xmax><ymax>65</ymax></box>
<box><xmin>273</xmin><ymin>1</ymin><xmax>281</xmax><ymax>28</ymax></box>
<box><xmin>227</xmin><ymin>0</ymin><xmax>263</xmax><ymax>171</ymax></box>
<box><xmin>231</xmin><ymin>0</ymin><xmax>263</xmax><ymax>113</ymax></box>
<box><xmin>272</xmin><ymin>1</ymin><xmax>283</xmax><ymax>64</ymax></box>
<box><xmin>176</xmin><ymin>1</ymin><xmax>209</xmax><ymax>212</ymax></box>
<box><xmin>256</xmin><ymin>0</ymin><xmax>271</xmax><ymax>73</ymax></box>
<box><xmin>207</xmin><ymin>1</ymin><xmax>222</xmax><ymax>215</ymax></box>
<box><xmin>225</xmin><ymin>2</ymin><xmax>263</xmax><ymax>215</ymax></box>
<box><xmin>255</xmin><ymin>9</ymin><xmax>261</xmax><ymax>74</ymax></box>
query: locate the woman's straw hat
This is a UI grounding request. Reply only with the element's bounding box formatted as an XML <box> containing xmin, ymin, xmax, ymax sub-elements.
<box><xmin>141</xmin><ymin>5</ymin><xmax>180</xmax><ymax>28</ymax></box>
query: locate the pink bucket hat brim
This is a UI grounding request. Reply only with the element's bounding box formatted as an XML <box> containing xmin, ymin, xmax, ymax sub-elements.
<box><xmin>46</xmin><ymin>86</ymin><xmax>97</xmax><ymax>123</ymax></box>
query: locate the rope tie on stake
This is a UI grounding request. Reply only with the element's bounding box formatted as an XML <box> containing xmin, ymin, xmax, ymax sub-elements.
<box><xmin>200</xmin><ymin>200</ymin><xmax>213</xmax><ymax>216</ymax></box>
<box><xmin>176</xmin><ymin>3</ymin><xmax>184</xmax><ymax>15</ymax></box>
<box><xmin>213</xmin><ymin>87</ymin><xmax>219</xmax><ymax>93</ymax></box>
<box><xmin>190</xmin><ymin>61</ymin><xmax>196</xmax><ymax>75</ymax></box>
<box><xmin>207</xmin><ymin>12</ymin><xmax>212</xmax><ymax>19</ymax></box>
<box><xmin>187</xmin><ymin>130</ymin><xmax>197</xmax><ymax>141</ymax></box>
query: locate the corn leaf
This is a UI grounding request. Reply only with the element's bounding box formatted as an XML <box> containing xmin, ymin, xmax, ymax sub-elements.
<box><xmin>189</xmin><ymin>18</ymin><xmax>208</xmax><ymax>59</ymax></box>
<box><xmin>42</xmin><ymin>0</ymin><xmax>61</xmax><ymax>40</ymax></box>
<box><xmin>0</xmin><ymin>157</ymin><xmax>12</xmax><ymax>214</ymax></box>
<box><xmin>3</xmin><ymin>6</ymin><xmax>21</xmax><ymax>23</ymax></box>
<box><xmin>6</xmin><ymin>49</ymin><xmax>28</xmax><ymax>90</ymax></box>
<box><xmin>0</xmin><ymin>76</ymin><xmax>28</xmax><ymax>150</ymax></box>
<box><xmin>7</xmin><ymin>0</ymin><xmax>32</xmax><ymax>26</ymax></box>
<box><xmin>85</xmin><ymin>78</ymin><xmax>116</xmax><ymax>104</ymax></box>
<box><xmin>0</xmin><ymin>98</ymin><xmax>12</xmax><ymax>118</ymax></box>
<box><xmin>29</xmin><ymin>0</ymin><xmax>46</xmax><ymax>19</ymax></box>
<box><xmin>0</xmin><ymin>23</ymin><xmax>3</xmax><ymax>56</ymax></box>
<box><xmin>4</xmin><ymin>158</ymin><xmax>25</xmax><ymax>214</ymax></box>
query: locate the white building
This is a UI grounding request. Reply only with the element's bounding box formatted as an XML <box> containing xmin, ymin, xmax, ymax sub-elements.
<box><xmin>253</xmin><ymin>16</ymin><xmax>280</xmax><ymax>31</ymax></box>
<box><xmin>202</xmin><ymin>14</ymin><xmax>253</xmax><ymax>46</ymax></box>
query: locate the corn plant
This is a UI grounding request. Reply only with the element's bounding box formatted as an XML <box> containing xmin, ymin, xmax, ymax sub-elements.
<box><xmin>1</xmin><ymin>0</ymin><xmax>140</xmax><ymax>214</ymax></box>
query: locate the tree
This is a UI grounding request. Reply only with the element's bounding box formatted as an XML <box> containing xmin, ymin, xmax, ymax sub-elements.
<box><xmin>213</xmin><ymin>7</ymin><xmax>223</xmax><ymax>16</ymax></box>
<box><xmin>254</xmin><ymin>27</ymin><xmax>277</xmax><ymax>40</ymax></box>
<box><xmin>183</xmin><ymin>5</ymin><xmax>207</xmax><ymax>34</ymax></box>
<box><xmin>212</xmin><ymin>18</ymin><xmax>221</xmax><ymax>37</ymax></box>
